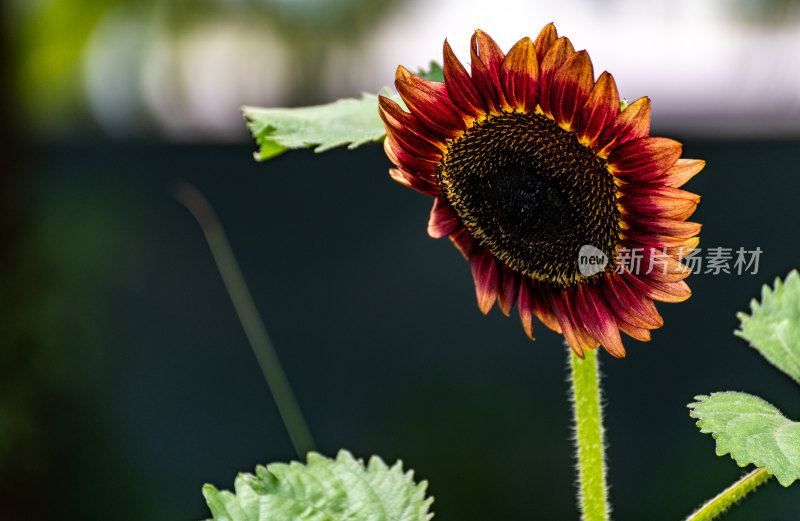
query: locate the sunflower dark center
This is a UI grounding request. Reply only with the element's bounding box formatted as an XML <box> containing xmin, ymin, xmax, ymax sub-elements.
<box><xmin>436</xmin><ymin>110</ymin><xmax>621</xmax><ymax>288</ymax></box>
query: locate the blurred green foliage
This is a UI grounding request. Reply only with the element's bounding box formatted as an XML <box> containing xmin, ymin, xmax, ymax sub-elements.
<box><xmin>10</xmin><ymin>0</ymin><xmax>119</xmax><ymax>132</ymax></box>
<box><xmin>731</xmin><ymin>0</ymin><xmax>800</xmax><ymax>22</ymax></box>
<box><xmin>7</xmin><ymin>0</ymin><xmax>799</xmax><ymax>135</ymax></box>
<box><xmin>7</xmin><ymin>0</ymin><xmax>406</xmax><ymax>135</ymax></box>
<box><xmin>0</xmin><ymin>171</ymin><xmax>128</xmax><ymax>517</ymax></box>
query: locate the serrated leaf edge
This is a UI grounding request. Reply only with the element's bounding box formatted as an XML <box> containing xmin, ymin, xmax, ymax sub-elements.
<box><xmin>688</xmin><ymin>392</ymin><xmax>799</xmax><ymax>486</ymax></box>
<box><xmin>734</xmin><ymin>269</ymin><xmax>800</xmax><ymax>386</ymax></box>
<box><xmin>203</xmin><ymin>450</ymin><xmax>434</xmax><ymax>521</ymax></box>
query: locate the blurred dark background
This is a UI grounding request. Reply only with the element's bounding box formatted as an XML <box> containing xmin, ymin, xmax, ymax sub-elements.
<box><xmin>2</xmin><ymin>0</ymin><xmax>800</xmax><ymax>520</ymax></box>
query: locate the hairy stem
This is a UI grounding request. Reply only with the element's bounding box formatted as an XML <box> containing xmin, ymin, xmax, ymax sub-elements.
<box><xmin>684</xmin><ymin>468</ymin><xmax>771</xmax><ymax>521</ymax></box>
<box><xmin>175</xmin><ymin>180</ymin><xmax>315</xmax><ymax>458</ymax></box>
<box><xmin>569</xmin><ymin>345</ymin><xmax>610</xmax><ymax>521</ymax></box>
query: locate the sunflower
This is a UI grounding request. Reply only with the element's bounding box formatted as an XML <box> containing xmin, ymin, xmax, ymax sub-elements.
<box><xmin>378</xmin><ymin>24</ymin><xmax>702</xmax><ymax>358</ymax></box>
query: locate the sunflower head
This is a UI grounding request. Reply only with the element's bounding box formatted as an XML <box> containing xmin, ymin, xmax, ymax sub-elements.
<box><xmin>379</xmin><ymin>24</ymin><xmax>703</xmax><ymax>358</ymax></box>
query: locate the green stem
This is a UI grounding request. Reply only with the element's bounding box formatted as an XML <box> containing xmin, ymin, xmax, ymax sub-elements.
<box><xmin>683</xmin><ymin>468</ymin><xmax>771</xmax><ymax>521</ymax></box>
<box><xmin>175</xmin><ymin>180</ymin><xmax>315</xmax><ymax>458</ymax></box>
<box><xmin>568</xmin><ymin>345</ymin><xmax>610</xmax><ymax>521</ymax></box>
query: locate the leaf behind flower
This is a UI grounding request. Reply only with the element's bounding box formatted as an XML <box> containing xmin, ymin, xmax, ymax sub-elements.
<box><xmin>243</xmin><ymin>90</ymin><xmax>402</xmax><ymax>161</ymax></box>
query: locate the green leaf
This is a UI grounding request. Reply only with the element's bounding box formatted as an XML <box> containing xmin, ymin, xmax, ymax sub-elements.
<box><xmin>415</xmin><ymin>61</ymin><xmax>444</xmax><ymax>83</ymax></box>
<box><xmin>688</xmin><ymin>392</ymin><xmax>800</xmax><ymax>486</ymax></box>
<box><xmin>202</xmin><ymin>450</ymin><xmax>434</xmax><ymax>521</ymax></box>
<box><xmin>735</xmin><ymin>270</ymin><xmax>800</xmax><ymax>385</ymax></box>
<box><xmin>251</xmin><ymin>138</ymin><xmax>288</xmax><ymax>162</ymax></box>
<box><xmin>243</xmin><ymin>90</ymin><xmax>400</xmax><ymax>161</ymax></box>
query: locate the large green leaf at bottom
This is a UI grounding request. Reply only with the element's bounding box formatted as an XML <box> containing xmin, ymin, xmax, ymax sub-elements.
<box><xmin>735</xmin><ymin>270</ymin><xmax>800</xmax><ymax>385</ymax></box>
<box><xmin>203</xmin><ymin>450</ymin><xmax>434</xmax><ymax>521</ymax></box>
<box><xmin>689</xmin><ymin>392</ymin><xmax>800</xmax><ymax>486</ymax></box>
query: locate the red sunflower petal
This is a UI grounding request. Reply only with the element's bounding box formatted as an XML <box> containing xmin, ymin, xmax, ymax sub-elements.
<box><xmin>470</xmin><ymin>249</ymin><xmax>499</xmax><ymax>314</ymax></box>
<box><xmin>608</xmin><ymin>137</ymin><xmax>683</xmax><ymax>182</ymax></box>
<box><xmin>379</xmin><ymin>96</ymin><xmax>446</xmax><ymax>158</ymax></box>
<box><xmin>551</xmin><ymin>297</ymin><xmax>586</xmax><ymax>357</ymax></box>
<box><xmin>575</xmin><ymin>285</ymin><xmax>626</xmax><ymax>358</ymax></box>
<box><xmin>470</xmin><ymin>30</ymin><xmax>507</xmax><ymax>112</ymax></box>
<box><xmin>498</xmin><ymin>268</ymin><xmax>521</xmax><ymax>316</ymax></box>
<box><xmin>619</xmin><ymin>238</ymin><xmax>700</xmax><ymax>260</ymax></box>
<box><xmin>657</xmin><ymin>159</ymin><xmax>706</xmax><ymax>188</ymax></box>
<box><xmin>619</xmin><ymin>184</ymin><xmax>700</xmax><ymax>200</ymax></box>
<box><xmin>617</xmin><ymin>320</ymin><xmax>651</xmax><ymax>341</ymax></box>
<box><xmin>596</xmin><ymin>96</ymin><xmax>651</xmax><ymax>157</ymax></box>
<box><xmin>643</xmin><ymin>265</ymin><xmax>692</xmax><ymax>285</ymax></box>
<box><xmin>427</xmin><ymin>197</ymin><xmax>461</xmax><ymax>238</ymax></box>
<box><xmin>529</xmin><ymin>283</ymin><xmax>563</xmax><ymax>333</ymax></box>
<box><xmin>576</xmin><ymin>72</ymin><xmax>620</xmax><ymax>146</ymax></box>
<box><xmin>384</xmin><ymin>134</ymin><xmax>439</xmax><ymax>174</ymax></box>
<box><xmin>538</xmin><ymin>36</ymin><xmax>575</xmax><ymax>117</ymax></box>
<box><xmin>443</xmin><ymin>39</ymin><xmax>487</xmax><ymax>118</ymax></box>
<box><xmin>395</xmin><ymin>67</ymin><xmax>466</xmax><ymax>139</ymax></box>
<box><xmin>473</xmin><ymin>30</ymin><xmax>505</xmax><ymax>80</ymax></box>
<box><xmin>621</xmin><ymin>243</ymin><xmax>693</xmax><ymax>283</ymax></box>
<box><xmin>383</xmin><ymin>124</ymin><xmax>442</xmax><ymax>162</ymax></box>
<box><xmin>396</xmin><ymin>65</ymin><xmax>412</xmax><ymax>82</ymax></box>
<box><xmin>618</xmin><ymin>184</ymin><xmax>700</xmax><ymax>221</ymax></box>
<box><xmin>518</xmin><ymin>278</ymin><xmax>535</xmax><ymax>339</ymax></box>
<box><xmin>378</xmin><ymin>94</ymin><xmax>443</xmax><ymax>145</ymax></box>
<box><xmin>549</xmin><ymin>289</ymin><xmax>599</xmax><ymax>358</ymax></box>
<box><xmin>533</xmin><ymin>23</ymin><xmax>558</xmax><ymax>64</ymax></box>
<box><xmin>388</xmin><ymin>167</ymin><xmax>439</xmax><ymax>196</ymax></box>
<box><xmin>623</xmin><ymin>272</ymin><xmax>692</xmax><ymax>303</ymax></box>
<box><xmin>600</xmin><ymin>272</ymin><xmax>664</xmax><ymax>329</ymax></box>
<box><xmin>621</xmin><ymin>230</ymin><xmax>700</xmax><ymax>256</ymax></box>
<box><xmin>623</xmin><ymin>215</ymin><xmax>702</xmax><ymax>238</ymax></box>
<box><xmin>501</xmin><ymin>37</ymin><xmax>540</xmax><ymax>112</ymax></box>
<box><xmin>449</xmin><ymin>227</ymin><xmax>475</xmax><ymax>259</ymax></box>
<box><xmin>550</xmin><ymin>50</ymin><xmax>594</xmax><ymax>129</ymax></box>
<box><xmin>667</xmin><ymin>237</ymin><xmax>700</xmax><ymax>259</ymax></box>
